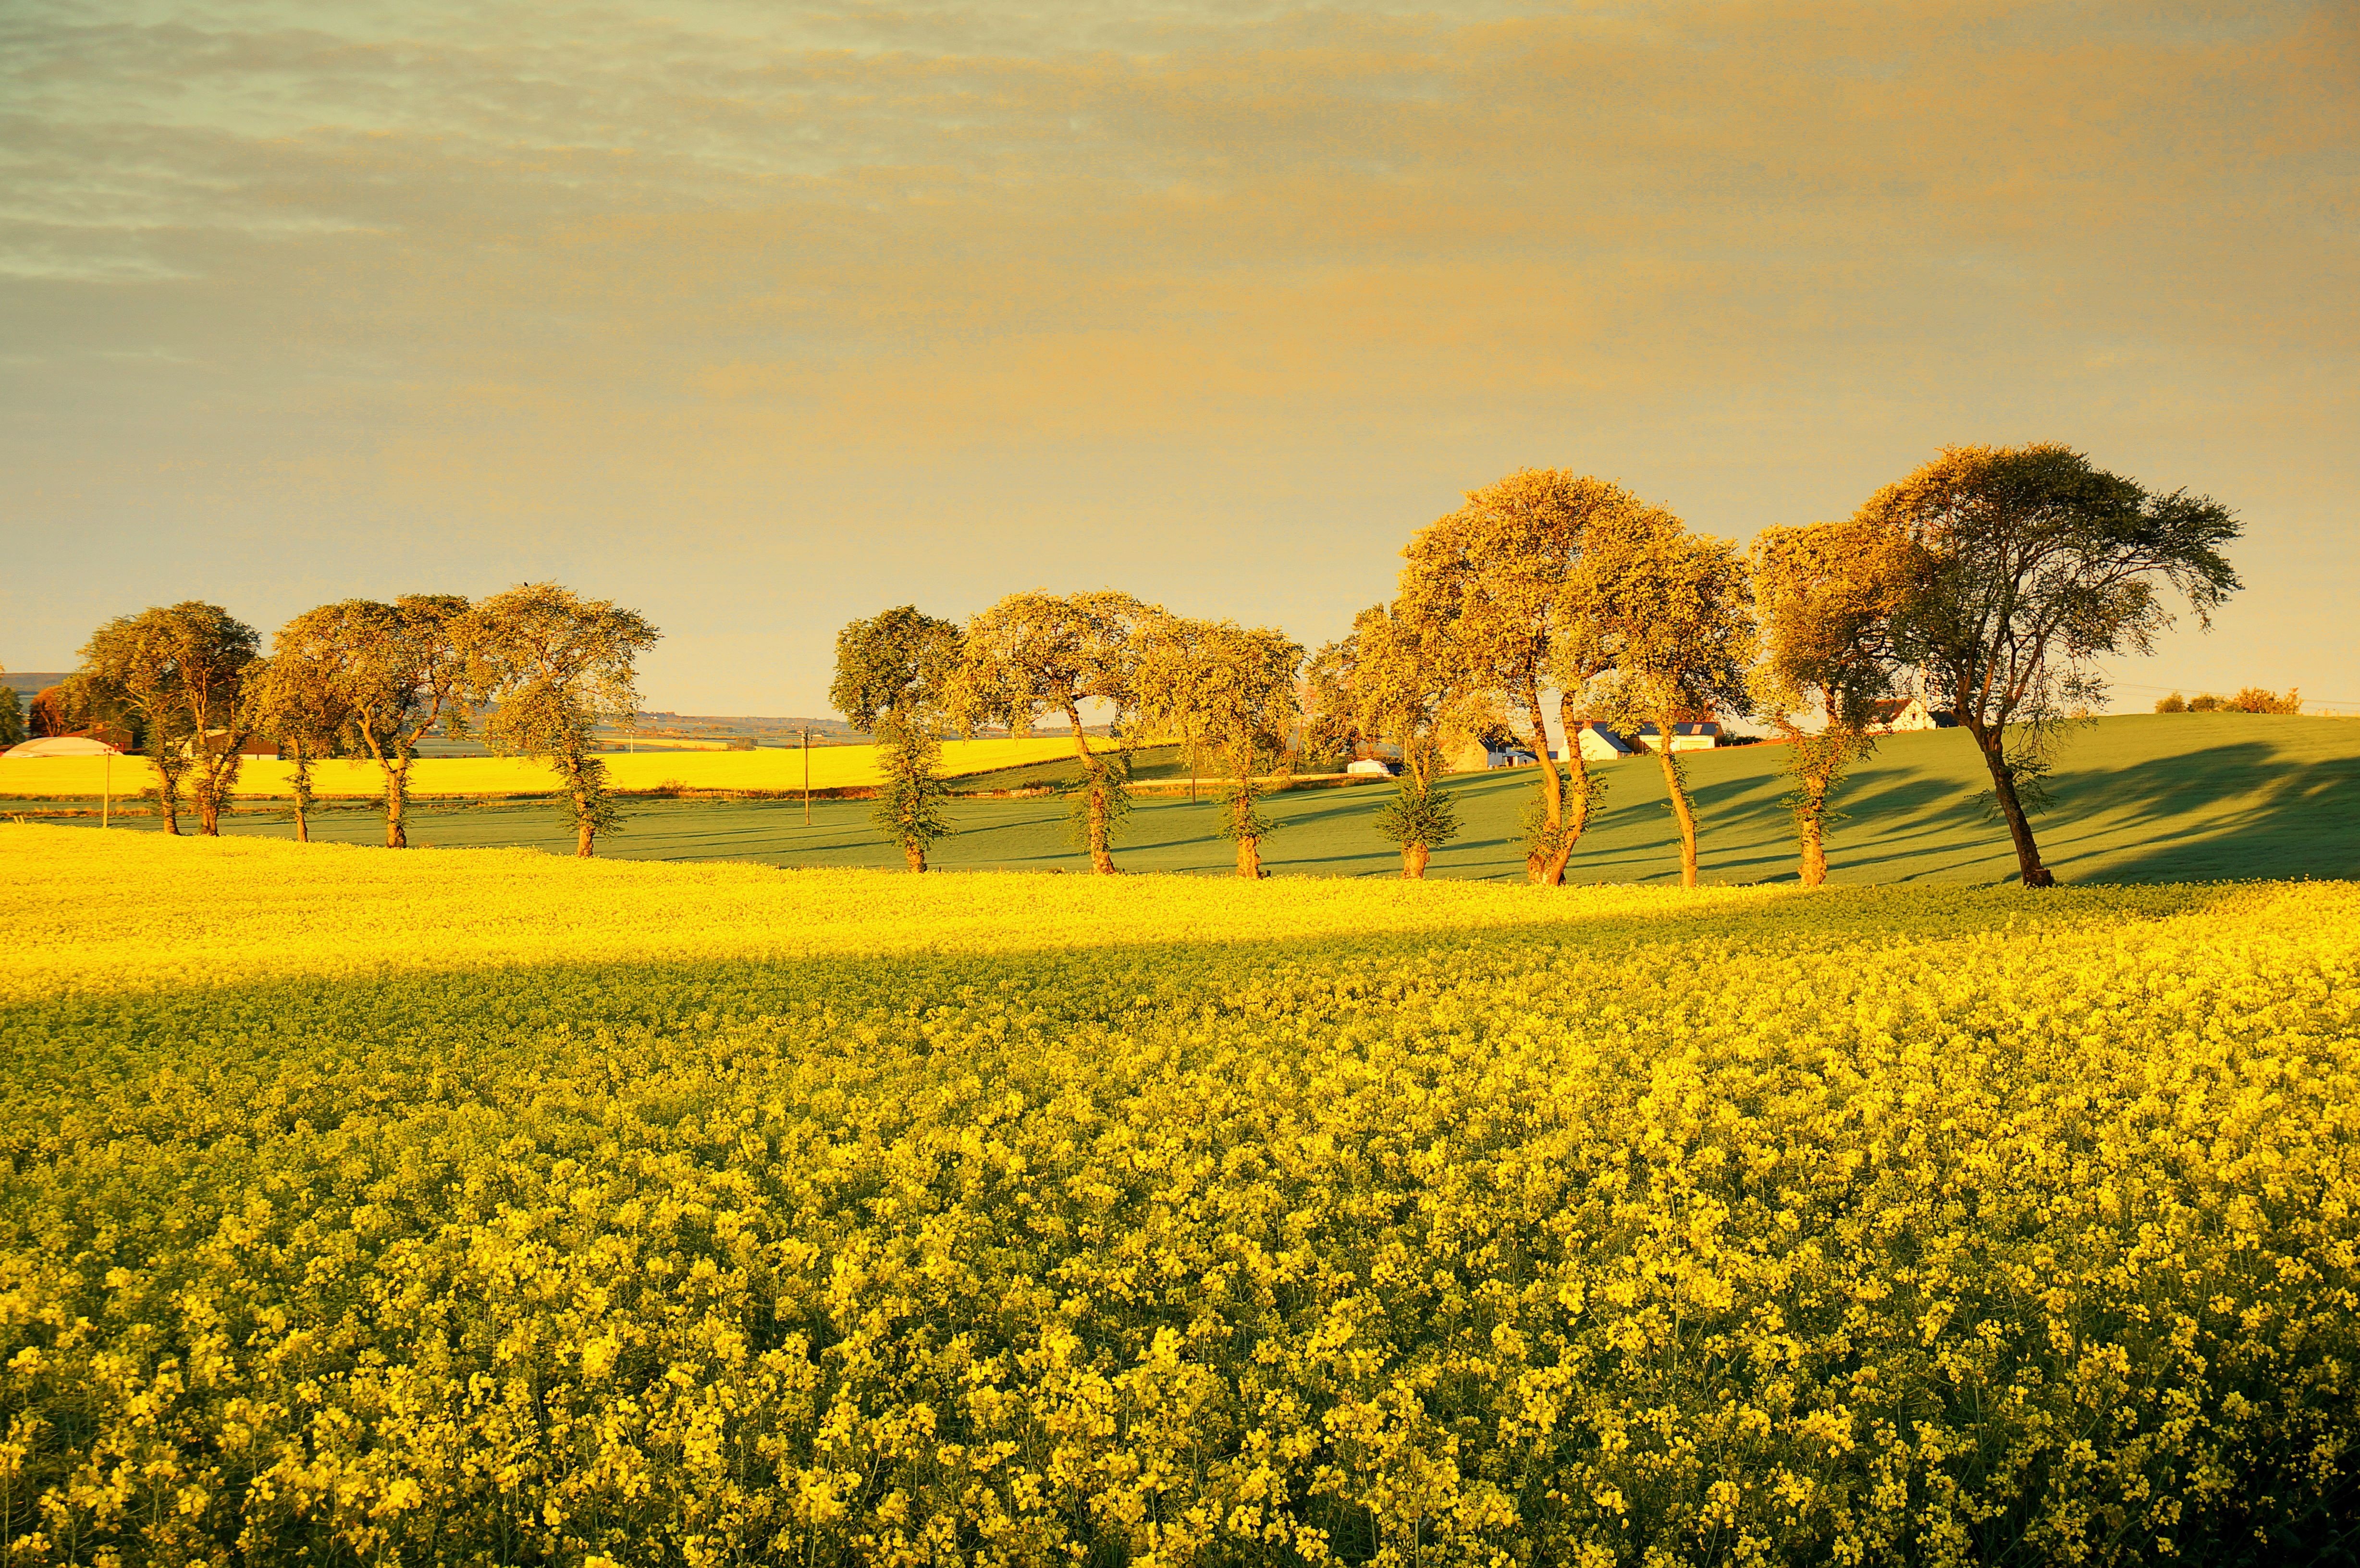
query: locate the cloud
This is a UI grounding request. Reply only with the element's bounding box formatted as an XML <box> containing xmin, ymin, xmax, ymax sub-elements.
<box><xmin>0</xmin><ymin>0</ymin><xmax>2352</xmax><ymax>707</ymax></box>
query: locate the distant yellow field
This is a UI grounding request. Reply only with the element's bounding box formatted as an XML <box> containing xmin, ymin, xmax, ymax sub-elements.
<box><xmin>0</xmin><ymin>736</ymin><xmax>1082</xmax><ymax>797</ymax></box>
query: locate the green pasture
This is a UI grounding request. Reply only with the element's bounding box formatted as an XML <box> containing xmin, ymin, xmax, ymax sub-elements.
<box><xmin>16</xmin><ymin>714</ymin><xmax>2355</xmax><ymax>884</ymax></box>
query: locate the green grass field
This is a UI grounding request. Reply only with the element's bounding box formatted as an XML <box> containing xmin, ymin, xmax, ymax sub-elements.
<box><xmin>17</xmin><ymin>713</ymin><xmax>2356</xmax><ymax>883</ymax></box>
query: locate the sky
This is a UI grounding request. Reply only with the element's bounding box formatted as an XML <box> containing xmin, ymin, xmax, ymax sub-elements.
<box><xmin>3</xmin><ymin>0</ymin><xmax>2355</xmax><ymax>714</ymax></box>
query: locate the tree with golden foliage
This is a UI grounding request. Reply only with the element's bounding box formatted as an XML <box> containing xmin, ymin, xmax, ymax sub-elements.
<box><xmin>1748</xmin><ymin>518</ymin><xmax>1913</xmax><ymax>886</ymax></box>
<box><xmin>1309</xmin><ymin>601</ymin><xmax>1472</xmax><ymax>878</ymax></box>
<box><xmin>951</xmin><ymin>590</ymin><xmax>1153</xmax><ymax>875</ymax></box>
<box><xmin>1133</xmin><ymin>615</ymin><xmax>1303</xmax><ymax>878</ymax></box>
<box><xmin>1868</xmin><ymin>444</ymin><xmax>2239</xmax><ymax>887</ymax></box>
<box><xmin>829</xmin><ymin>605</ymin><xmax>964</xmax><ymax>871</ymax></box>
<box><xmin>240</xmin><ymin>645</ymin><xmax>354</xmax><ymax>844</ymax></box>
<box><xmin>275</xmin><ymin>596</ymin><xmax>473</xmax><ymax>848</ymax></box>
<box><xmin>1398</xmin><ymin>470</ymin><xmax>1652</xmax><ymax>885</ymax></box>
<box><xmin>74</xmin><ymin>602</ymin><xmax>259</xmax><ymax>835</ymax></box>
<box><xmin>463</xmin><ymin>584</ymin><xmax>659</xmax><ymax>858</ymax></box>
<box><xmin>1571</xmin><ymin>513</ymin><xmax>1756</xmax><ymax>887</ymax></box>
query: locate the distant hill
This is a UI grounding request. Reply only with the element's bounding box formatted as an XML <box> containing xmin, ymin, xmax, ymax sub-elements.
<box><xmin>628</xmin><ymin>713</ymin><xmax>864</xmax><ymax>746</ymax></box>
<box><xmin>2</xmin><ymin>672</ymin><xmax>68</xmax><ymax>701</ymax></box>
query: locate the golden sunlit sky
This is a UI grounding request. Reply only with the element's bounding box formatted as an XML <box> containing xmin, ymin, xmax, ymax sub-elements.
<box><xmin>4</xmin><ymin>0</ymin><xmax>2354</xmax><ymax>714</ymax></box>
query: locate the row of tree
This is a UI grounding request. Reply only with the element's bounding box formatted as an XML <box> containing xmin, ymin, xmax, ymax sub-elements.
<box><xmin>838</xmin><ymin>443</ymin><xmax>2240</xmax><ymax>887</ymax></box>
<box><xmin>45</xmin><ymin>586</ymin><xmax>656</xmax><ymax>855</ymax></box>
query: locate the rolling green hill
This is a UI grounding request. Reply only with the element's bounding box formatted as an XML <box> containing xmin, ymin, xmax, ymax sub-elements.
<box><xmin>19</xmin><ymin>714</ymin><xmax>2356</xmax><ymax>884</ymax></box>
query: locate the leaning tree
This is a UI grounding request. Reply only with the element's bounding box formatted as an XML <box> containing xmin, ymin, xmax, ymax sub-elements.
<box><xmin>830</xmin><ymin>604</ymin><xmax>964</xmax><ymax>872</ymax></box>
<box><xmin>951</xmin><ymin>590</ymin><xmax>1152</xmax><ymax>875</ymax></box>
<box><xmin>1748</xmin><ymin>517</ymin><xmax>1913</xmax><ymax>887</ymax></box>
<box><xmin>1867</xmin><ymin>444</ymin><xmax>2239</xmax><ymax>887</ymax></box>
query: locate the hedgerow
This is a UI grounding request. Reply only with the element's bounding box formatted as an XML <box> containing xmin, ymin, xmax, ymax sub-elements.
<box><xmin>0</xmin><ymin>827</ymin><xmax>2354</xmax><ymax>1565</ymax></box>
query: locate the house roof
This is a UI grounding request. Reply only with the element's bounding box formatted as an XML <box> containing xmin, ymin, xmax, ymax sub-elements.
<box><xmin>6</xmin><ymin>736</ymin><xmax>123</xmax><ymax>757</ymax></box>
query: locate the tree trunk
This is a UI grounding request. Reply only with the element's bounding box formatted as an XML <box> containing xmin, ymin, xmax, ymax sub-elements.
<box><xmin>1402</xmin><ymin>843</ymin><xmax>1430</xmax><ymax>880</ymax></box>
<box><xmin>1656</xmin><ymin>725</ymin><xmax>1699</xmax><ymax>887</ymax></box>
<box><xmin>154</xmin><ymin>765</ymin><xmax>181</xmax><ymax>835</ymax></box>
<box><xmin>1797</xmin><ymin>806</ymin><xmax>1826</xmax><ymax>888</ymax></box>
<box><xmin>1979</xmin><ymin>738</ymin><xmax>2055</xmax><ymax>887</ymax></box>
<box><xmin>1067</xmin><ymin>702</ymin><xmax>1117</xmax><ymax>874</ymax></box>
<box><xmin>1235</xmin><ymin>835</ymin><xmax>1263</xmax><ymax>878</ymax></box>
<box><xmin>1523</xmin><ymin>683</ymin><xmax>1563</xmax><ymax>885</ymax></box>
<box><xmin>196</xmin><ymin>779</ymin><xmax>221</xmax><ymax>836</ymax></box>
<box><xmin>1539</xmin><ymin>693</ymin><xmax>1593</xmax><ymax>885</ymax></box>
<box><xmin>575</xmin><ymin>805</ymin><xmax>596</xmax><ymax>858</ymax></box>
<box><xmin>904</xmin><ymin>843</ymin><xmax>927</xmax><ymax>873</ymax></box>
<box><xmin>290</xmin><ymin>754</ymin><xmax>311</xmax><ymax>844</ymax></box>
<box><xmin>384</xmin><ymin>759</ymin><xmax>409</xmax><ymax>849</ymax></box>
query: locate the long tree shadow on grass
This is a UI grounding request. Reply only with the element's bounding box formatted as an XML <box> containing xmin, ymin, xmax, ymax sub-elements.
<box><xmin>2042</xmin><ymin>745</ymin><xmax>2360</xmax><ymax>882</ymax></box>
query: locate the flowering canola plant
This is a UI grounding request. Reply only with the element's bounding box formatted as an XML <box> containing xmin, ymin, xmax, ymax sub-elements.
<box><xmin>0</xmin><ymin>824</ymin><xmax>2355</xmax><ymax>1566</ymax></box>
<box><xmin>0</xmin><ymin>737</ymin><xmax>1081</xmax><ymax>800</ymax></box>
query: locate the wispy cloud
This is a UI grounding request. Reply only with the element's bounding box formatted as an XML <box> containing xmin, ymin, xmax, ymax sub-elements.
<box><xmin>0</xmin><ymin>0</ymin><xmax>2352</xmax><ymax>706</ymax></box>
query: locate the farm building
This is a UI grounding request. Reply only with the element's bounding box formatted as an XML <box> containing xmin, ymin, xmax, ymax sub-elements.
<box><xmin>1443</xmin><ymin>725</ymin><xmax>1639</xmax><ymax>772</ymax></box>
<box><xmin>1634</xmin><ymin>722</ymin><xmax>1722</xmax><ymax>752</ymax></box>
<box><xmin>1344</xmin><ymin>757</ymin><xmax>1400</xmax><ymax>778</ymax></box>
<box><xmin>198</xmin><ymin>729</ymin><xmax>280</xmax><ymax>760</ymax></box>
<box><xmin>1569</xmin><ymin>722</ymin><xmax>1637</xmax><ymax>761</ymax></box>
<box><xmin>1866</xmin><ymin>697</ymin><xmax>1958</xmax><ymax>733</ymax></box>
<box><xmin>1444</xmin><ymin>740</ymin><xmax>1553</xmax><ymax>773</ymax></box>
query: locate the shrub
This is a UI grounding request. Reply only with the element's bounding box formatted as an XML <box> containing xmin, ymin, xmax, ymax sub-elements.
<box><xmin>2154</xmin><ymin>691</ymin><xmax>2187</xmax><ymax>712</ymax></box>
<box><xmin>2230</xmin><ymin>685</ymin><xmax>2302</xmax><ymax>714</ymax></box>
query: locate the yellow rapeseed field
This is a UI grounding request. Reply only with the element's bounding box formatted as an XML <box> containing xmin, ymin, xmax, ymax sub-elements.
<box><xmin>0</xmin><ymin>737</ymin><xmax>1082</xmax><ymax>799</ymax></box>
<box><xmin>0</xmin><ymin>824</ymin><xmax>2355</xmax><ymax>1566</ymax></box>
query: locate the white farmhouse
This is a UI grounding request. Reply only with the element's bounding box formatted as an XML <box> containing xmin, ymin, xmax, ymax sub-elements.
<box><xmin>1633</xmin><ymin>722</ymin><xmax>1721</xmax><ymax>752</ymax></box>
<box><xmin>1570</xmin><ymin>721</ymin><xmax>1637</xmax><ymax>761</ymax></box>
<box><xmin>1865</xmin><ymin>697</ymin><xmax>1958</xmax><ymax>734</ymax></box>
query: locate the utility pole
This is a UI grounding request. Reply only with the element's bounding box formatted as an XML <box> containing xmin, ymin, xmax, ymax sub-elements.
<box><xmin>801</xmin><ymin>726</ymin><xmax>811</xmax><ymax>826</ymax></box>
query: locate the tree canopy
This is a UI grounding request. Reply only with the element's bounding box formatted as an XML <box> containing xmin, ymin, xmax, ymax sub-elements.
<box><xmin>830</xmin><ymin>606</ymin><xmax>963</xmax><ymax>733</ymax></box>
<box><xmin>831</xmin><ymin>605</ymin><xmax>965</xmax><ymax>871</ymax></box>
<box><xmin>1310</xmin><ymin>601</ymin><xmax>1471</xmax><ymax>878</ymax></box>
<box><xmin>241</xmin><ymin>641</ymin><xmax>357</xmax><ymax>844</ymax></box>
<box><xmin>1400</xmin><ymin>470</ymin><xmax>1663</xmax><ymax>884</ymax></box>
